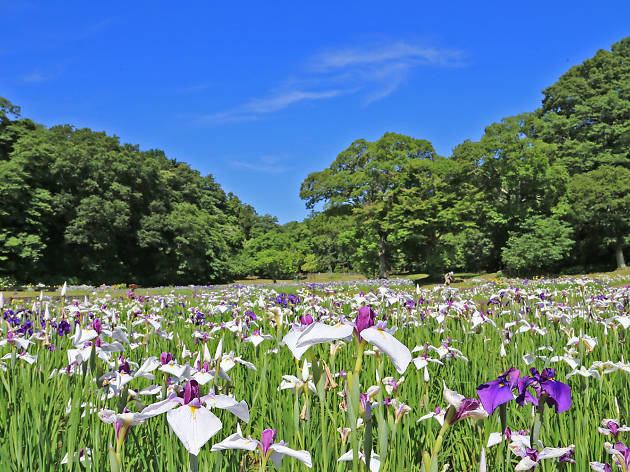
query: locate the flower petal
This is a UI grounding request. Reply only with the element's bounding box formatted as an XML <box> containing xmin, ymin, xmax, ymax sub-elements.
<box><xmin>210</xmin><ymin>432</ymin><xmax>258</xmax><ymax>452</ymax></box>
<box><xmin>205</xmin><ymin>395</ymin><xmax>250</xmax><ymax>423</ymax></box>
<box><xmin>515</xmin><ymin>456</ymin><xmax>538</xmax><ymax>471</ymax></box>
<box><xmin>281</xmin><ymin>328</ymin><xmax>311</xmax><ymax>360</ymax></box>
<box><xmin>296</xmin><ymin>322</ymin><xmax>354</xmax><ymax>349</ymax></box>
<box><xmin>166</xmin><ymin>406</ymin><xmax>222</xmax><ymax>456</ymax></box>
<box><xmin>269</xmin><ymin>444</ymin><xmax>312</xmax><ymax>468</ymax></box>
<box><xmin>360</xmin><ymin>327</ymin><xmax>411</xmax><ymax>374</ymax></box>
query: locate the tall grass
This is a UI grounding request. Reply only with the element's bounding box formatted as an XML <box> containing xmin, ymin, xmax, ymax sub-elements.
<box><xmin>0</xmin><ymin>276</ymin><xmax>629</xmax><ymax>471</ymax></box>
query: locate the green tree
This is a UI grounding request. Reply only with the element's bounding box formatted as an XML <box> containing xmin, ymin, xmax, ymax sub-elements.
<box><xmin>501</xmin><ymin>216</ymin><xmax>574</xmax><ymax>275</ymax></box>
<box><xmin>0</xmin><ymin>97</ymin><xmax>261</xmax><ymax>284</ymax></box>
<box><xmin>303</xmin><ymin>211</ymin><xmax>356</xmax><ymax>274</ymax></box>
<box><xmin>565</xmin><ymin>166</ymin><xmax>630</xmax><ymax>268</ymax></box>
<box><xmin>538</xmin><ymin>36</ymin><xmax>630</xmax><ymax>174</ymax></box>
<box><xmin>447</xmin><ymin>114</ymin><xmax>567</xmax><ymax>269</ymax></box>
<box><xmin>300</xmin><ymin>133</ymin><xmax>437</xmax><ymax>278</ymax></box>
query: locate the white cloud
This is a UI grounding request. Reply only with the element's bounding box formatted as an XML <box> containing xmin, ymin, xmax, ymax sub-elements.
<box><xmin>311</xmin><ymin>41</ymin><xmax>459</xmax><ymax>71</ymax></box>
<box><xmin>201</xmin><ymin>89</ymin><xmax>346</xmax><ymax>123</ymax></box>
<box><xmin>247</xmin><ymin>89</ymin><xmax>344</xmax><ymax>113</ymax></box>
<box><xmin>21</xmin><ymin>70</ymin><xmax>58</xmax><ymax>83</ymax></box>
<box><xmin>201</xmin><ymin>39</ymin><xmax>463</xmax><ymax>123</ymax></box>
<box><xmin>227</xmin><ymin>155</ymin><xmax>292</xmax><ymax>174</ymax></box>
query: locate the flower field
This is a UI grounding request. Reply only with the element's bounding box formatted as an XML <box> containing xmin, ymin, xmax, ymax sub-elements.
<box><xmin>1</xmin><ymin>276</ymin><xmax>630</xmax><ymax>471</ymax></box>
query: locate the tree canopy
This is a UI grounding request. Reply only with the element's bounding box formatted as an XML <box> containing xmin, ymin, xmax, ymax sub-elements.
<box><xmin>2</xmin><ymin>36</ymin><xmax>630</xmax><ymax>285</ymax></box>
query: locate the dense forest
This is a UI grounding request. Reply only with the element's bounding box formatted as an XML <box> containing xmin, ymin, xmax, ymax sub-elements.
<box><xmin>1</xmin><ymin>37</ymin><xmax>629</xmax><ymax>285</ymax></box>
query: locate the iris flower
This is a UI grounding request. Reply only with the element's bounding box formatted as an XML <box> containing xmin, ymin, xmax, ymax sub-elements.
<box><xmin>337</xmin><ymin>449</ymin><xmax>381</xmax><ymax>472</ymax></box>
<box><xmin>516</xmin><ymin>368</ymin><xmax>572</xmax><ymax>413</ymax></box>
<box><xmin>510</xmin><ymin>444</ymin><xmax>575</xmax><ymax>471</ymax></box>
<box><xmin>419</xmin><ymin>382</ymin><xmax>488</xmax><ymax>426</ymax></box>
<box><xmin>296</xmin><ymin>306</ymin><xmax>411</xmax><ymax>374</ymax></box>
<box><xmin>210</xmin><ymin>426</ymin><xmax>312</xmax><ymax>468</ymax></box>
<box><xmin>593</xmin><ymin>441</ymin><xmax>630</xmax><ymax>472</ymax></box>
<box><xmin>599</xmin><ymin>419</ymin><xmax>630</xmax><ymax>439</ymax></box>
<box><xmin>141</xmin><ymin>380</ymin><xmax>222</xmax><ymax>456</ymax></box>
<box><xmin>98</xmin><ymin>408</ymin><xmax>150</xmax><ymax>444</ymax></box>
<box><xmin>476</xmin><ymin>367</ymin><xmax>521</xmax><ymax>415</ymax></box>
<box><xmin>442</xmin><ymin>381</ymin><xmax>488</xmax><ymax>425</ymax></box>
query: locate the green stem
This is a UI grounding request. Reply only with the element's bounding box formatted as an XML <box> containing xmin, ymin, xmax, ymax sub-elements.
<box><xmin>188</xmin><ymin>453</ymin><xmax>199</xmax><ymax>472</ymax></box>
<box><xmin>353</xmin><ymin>340</ymin><xmax>365</xmax><ymax>377</ymax></box>
<box><xmin>319</xmin><ymin>391</ymin><xmax>328</xmax><ymax>472</ymax></box>
<box><xmin>259</xmin><ymin>454</ymin><xmax>268</xmax><ymax>472</ymax></box>
<box><xmin>115</xmin><ymin>424</ymin><xmax>129</xmax><ymax>458</ymax></box>
<box><xmin>430</xmin><ymin>421</ymin><xmax>450</xmax><ymax>461</ymax></box>
<box><xmin>341</xmin><ymin>339</ymin><xmax>367</xmax><ymax>472</ymax></box>
<box><xmin>530</xmin><ymin>401</ymin><xmax>545</xmax><ymax>448</ymax></box>
<box><xmin>499</xmin><ymin>403</ymin><xmax>510</xmax><ymax>470</ymax></box>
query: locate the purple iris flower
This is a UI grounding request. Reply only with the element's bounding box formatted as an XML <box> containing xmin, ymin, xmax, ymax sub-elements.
<box><xmin>57</xmin><ymin>320</ymin><xmax>71</xmax><ymax>336</ymax></box>
<box><xmin>450</xmin><ymin>398</ymin><xmax>486</xmax><ymax>424</ymax></box>
<box><xmin>160</xmin><ymin>351</ymin><xmax>174</xmax><ymax>365</ymax></box>
<box><xmin>559</xmin><ymin>447</ymin><xmax>575</xmax><ymax>464</ymax></box>
<box><xmin>354</xmin><ymin>306</ymin><xmax>376</xmax><ymax>341</ymax></box>
<box><xmin>260</xmin><ymin>429</ymin><xmax>277</xmax><ymax>457</ymax></box>
<box><xmin>606</xmin><ymin>421</ymin><xmax>620</xmax><ymax>439</ymax></box>
<box><xmin>525</xmin><ymin>448</ymin><xmax>539</xmax><ymax>462</ymax></box>
<box><xmin>516</xmin><ymin>368</ymin><xmax>572</xmax><ymax>413</ymax></box>
<box><xmin>118</xmin><ymin>358</ymin><xmax>131</xmax><ymax>375</ymax></box>
<box><xmin>476</xmin><ymin>367</ymin><xmax>521</xmax><ymax>414</ymax></box>
<box><xmin>300</xmin><ymin>314</ymin><xmax>314</xmax><ymax>326</ymax></box>
<box><xmin>612</xmin><ymin>442</ymin><xmax>630</xmax><ymax>470</ymax></box>
<box><xmin>178</xmin><ymin>380</ymin><xmax>202</xmax><ymax>407</ymax></box>
<box><xmin>92</xmin><ymin>318</ymin><xmax>102</xmax><ymax>335</ymax></box>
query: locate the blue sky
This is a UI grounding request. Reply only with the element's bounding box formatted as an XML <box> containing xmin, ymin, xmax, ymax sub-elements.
<box><xmin>2</xmin><ymin>1</ymin><xmax>629</xmax><ymax>223</ymax></box>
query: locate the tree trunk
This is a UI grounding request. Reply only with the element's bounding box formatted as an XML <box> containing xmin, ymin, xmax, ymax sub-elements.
<box><xmin>378</xmin><ymin>232</ymin><xmax>387</xmax><ymax>279</ymax></box>
<box><xmin>616</xmin><ymin>239</ymin><xmax>627</xmax><ymax>269</ymax></box>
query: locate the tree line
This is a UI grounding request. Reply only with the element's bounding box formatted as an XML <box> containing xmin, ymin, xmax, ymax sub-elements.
<box><xmin>0</xmin><ymin>98</ymin><xmax>278</xmax><ymax>285</ymax></box>
<box><xmin>1</xmin><ymin>37</ymin><xmax>629</xmax><ymax>285</ymax></box>
<box><xmin>247</xmin><ymin>36</ymin><xmax>630</xmax><ymax>279</ymax></box>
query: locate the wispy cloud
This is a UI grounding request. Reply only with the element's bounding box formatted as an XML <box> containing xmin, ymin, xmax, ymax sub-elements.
<box><xmin>201</xmin><ymin>89</ymin><xmax>346</xmax><ymax>123</ymax></box>
<box><xmin>202</xmin><ymin>39</ymin><xmax>463</xmax><ymax>123</ymax></box>
<box><xmin>227</xmin><ymin>155</ymin><xmax>292</xmax><ymax>174</ymax></box>
<box><xmin>311</xmin><ymin>41</ymin><xmax>459</xmax><ymax>71</ymax></box>
<box><xmin>21</xmin><ymin>68</ymin><xmax>63</xmax><ymax>84</ymax></box>
<box><xmin>309</xmin><ymin>40</ymin><xmax>463</xmax><ymax>104</ymax></box>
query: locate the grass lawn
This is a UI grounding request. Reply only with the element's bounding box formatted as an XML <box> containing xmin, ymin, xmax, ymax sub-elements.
<box><xmin>3</xmin><ymin>267</ymin><xmax>629</xmax><ymax>303</ymax></box>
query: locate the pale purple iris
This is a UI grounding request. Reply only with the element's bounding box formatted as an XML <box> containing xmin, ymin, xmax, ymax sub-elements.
<box><xmin>516</xmin><ymin>368</ymin><xmax>572</xmax><ymax>413</ymax></box>
<box><xmin>525</xmin><ymin>448</ymin><xmax>540</xmax><ymax>462</ymax></box>
<box><xmin>355</xmin><ymin>306</ymin><xmax>376</xmax><ymax>341</ymax></box>
<box><xmin>613</xmin><ymin>442</ymin><xmax>630</xmax><ymax>469</ymax></box>
<box><xmin>451</xmin><ymin>398</ymin><xmax>484</xmax><ymax>423</ymax></box>
<box><xmin>476</xmin><ymin>367</ymin><xmax>521</xmax><ymax>414</ymax></box>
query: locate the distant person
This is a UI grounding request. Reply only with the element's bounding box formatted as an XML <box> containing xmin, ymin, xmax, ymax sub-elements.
<box><xmin>444</xmin><ymin>271</ymin><xmax>454</xmax><ymax>285</ymax></box>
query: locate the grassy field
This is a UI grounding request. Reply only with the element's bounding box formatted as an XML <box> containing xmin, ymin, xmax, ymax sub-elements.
<box><xmin>1</xmin><ymin>270</ymin><xmax>630</xmax><ymax>471</ymax></box>
<box><xmin>5</xmin><ymin>266</ymin><xmax>630</xmax><ymax>301</ymax></box>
